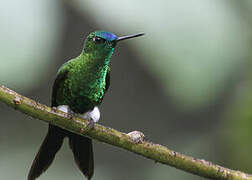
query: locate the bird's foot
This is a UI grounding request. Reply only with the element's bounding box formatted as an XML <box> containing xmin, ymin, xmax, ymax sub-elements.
<box><xmin>127</xmin><ymin>131</ymin><xmax>145</xmax><ymax>143</ymax></box>
<box><xmin>87</xmin><ymin>119</ymin><xmax>95</xmax><ymax>129</ymax></box>
<box><xmin>81</xmin><ymin>106</ymin><xmax>100</xmax><ymax>122</ymax></box>
<box><xmin>80</xmin><ymin>106</ymin><xmax>100</xmax><ymax>129</ymax></box>
<box><xmin>57</xmin><ymin>105</ymin><xmax>75</xmax><ymax>119</ymax></box>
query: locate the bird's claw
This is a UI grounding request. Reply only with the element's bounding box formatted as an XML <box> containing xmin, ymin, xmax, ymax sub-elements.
<box><xmin>87</xmin><ymin>119</ymin><xmax>95</xmax><ymax>129</ymax></box>
<box><xmin>56</xmin><ymin>105</ymin><xmax>75</xmax><ymax>119</ymax></box>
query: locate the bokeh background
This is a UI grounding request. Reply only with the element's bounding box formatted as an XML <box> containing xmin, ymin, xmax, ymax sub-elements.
<box><xmin>1</xmin><ymin>0</ymin><xmax>252</xmax><ymax>179</ymax></box>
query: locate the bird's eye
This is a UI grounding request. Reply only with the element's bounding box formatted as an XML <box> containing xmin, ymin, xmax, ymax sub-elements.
<box><xmin>93</xmin><ymin>36</ymin><xmax>106</xmax><ymax>44</ymax></box>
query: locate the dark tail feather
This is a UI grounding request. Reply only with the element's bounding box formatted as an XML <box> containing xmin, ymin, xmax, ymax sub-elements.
<box><xmin>69</xmin><ymin>134</ymin><xmax>94</xmax><ymax>180</ymax></box>
<box><xmin>28</xmin><ymin>125</ymin><xmax>65</xmax><ymax>180</ymax></box>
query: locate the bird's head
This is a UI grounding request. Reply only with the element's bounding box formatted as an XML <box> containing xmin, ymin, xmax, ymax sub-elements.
<box><xmin>82</xmin><ymin>31</ymin><xmax>144</xmax><ymax>57</ymax></box>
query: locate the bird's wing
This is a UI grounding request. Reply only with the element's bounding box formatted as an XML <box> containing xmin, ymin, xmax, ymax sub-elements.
<box><xmin>51</xmin><ymin>64</ymin><xmax>69</xmax><ymax>107</ymax></box>
<box><xmin>105</xmin><ymin>67</ymin><xmax>110</xmax><ymax>93</ymax></box>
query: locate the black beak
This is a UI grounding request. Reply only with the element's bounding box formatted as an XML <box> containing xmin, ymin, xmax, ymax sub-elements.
<box><xmin>117</xmin><ymin>33</ymin><xmax>145</xmax><ymax>42</ymax></box>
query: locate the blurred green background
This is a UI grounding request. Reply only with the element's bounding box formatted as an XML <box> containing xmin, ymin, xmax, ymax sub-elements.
<box><xmin>1</xmin><ymin>0</ymin><xmax>252</xmax><ymax>179</ymax></box>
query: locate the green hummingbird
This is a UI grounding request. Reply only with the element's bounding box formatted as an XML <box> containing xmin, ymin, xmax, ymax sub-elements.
<box><xmin>28</xmin><ymin>31</ymin><xmax>144</xmax><ymax>180</ymax></box>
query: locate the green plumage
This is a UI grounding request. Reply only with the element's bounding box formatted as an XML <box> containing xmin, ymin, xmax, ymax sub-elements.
<box><xmin>52</xmin><ymin>54</ymin><xmax>111</xmax><ymax>113</ymax></box>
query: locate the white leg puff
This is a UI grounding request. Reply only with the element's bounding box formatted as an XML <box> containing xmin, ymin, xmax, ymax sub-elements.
<box><xmin>57</xmin><ymin>105</ymin><xmax>72</xmax><ymax>114</ymax></box>
<box><xmin>82</xmin><ymin>106</ymin><xmax>100</xmax><ymax>123</ymax></box>
<box><xmin>57</xmin><ymin>105</ymin><xmax>100</xmax><ymax>123</ymax></box>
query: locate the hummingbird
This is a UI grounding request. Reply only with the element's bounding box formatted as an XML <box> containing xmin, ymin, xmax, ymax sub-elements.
<box><xmin>28</xmin><ymin>31</ymin><xmax>144</xmax><ymax>180</ymax></box>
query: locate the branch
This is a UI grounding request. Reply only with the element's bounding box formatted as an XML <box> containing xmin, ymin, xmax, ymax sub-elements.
<box><xmin>0</xmin><ymin>85</ymin><xmax>251</xmax><ymax>180</ymax></box>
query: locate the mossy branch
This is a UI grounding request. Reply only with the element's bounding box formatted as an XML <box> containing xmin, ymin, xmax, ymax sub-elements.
<box><xmin>0</xmin><ymin>85</ymin><xmax>251</xmax><ymax>180</ymax></box>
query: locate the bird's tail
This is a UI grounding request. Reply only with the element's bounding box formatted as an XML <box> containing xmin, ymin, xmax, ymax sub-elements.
<box><xmin>69</xmin><ymin>133</ymin><xmax>94</xmax><ymax>180</ymax></box>
<box><xmin>28</xmin><ymin>125</ymin><xmax>94</xmax><ymax>180</ymax></box>
<box><xmin>28</xmin><ymin>125</ymin><xmax>66</xmax><ymax>180</ymax></box>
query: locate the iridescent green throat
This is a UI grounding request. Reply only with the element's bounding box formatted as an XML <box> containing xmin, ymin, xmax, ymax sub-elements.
<box><xmin>66</xmin><ymin>49</ymin><xmax>113</xmax><ymax>105</ymax></box>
